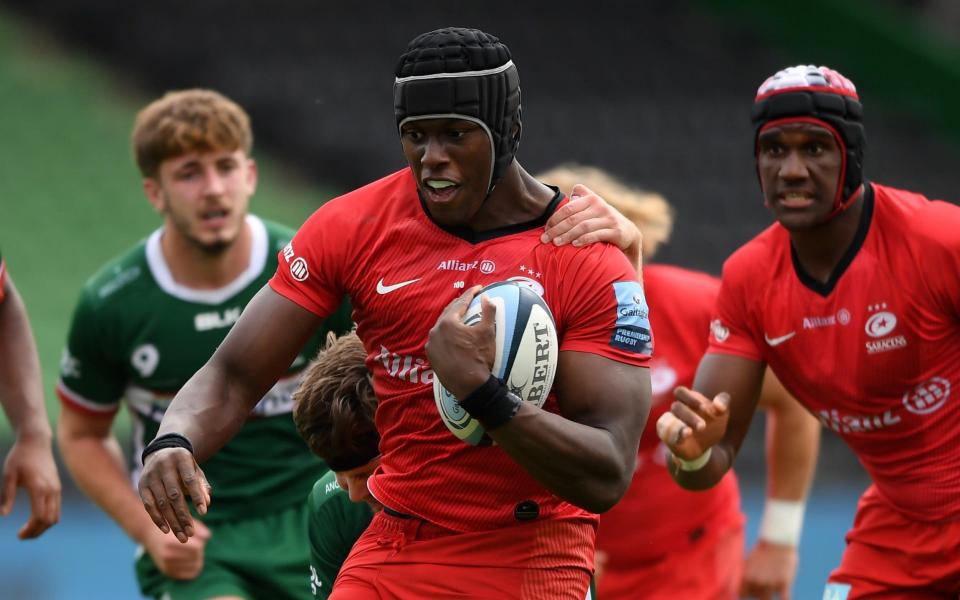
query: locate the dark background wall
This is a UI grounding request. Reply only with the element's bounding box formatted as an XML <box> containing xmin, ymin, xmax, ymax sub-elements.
<box><xmin>5</xmin><ymin>0</ymin><xmax>958</xmax><ymax>275</ymax></box>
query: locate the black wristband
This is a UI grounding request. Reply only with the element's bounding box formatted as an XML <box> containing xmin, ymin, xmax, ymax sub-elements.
<box><xmin>458</xmin><ymin>375</ymin><xmax>522</xmax><ymax>431</ymax></box>
<box><xmin>326</xmin><ymin>449</ymin><xmax>380</xmax><ymax>473</ymax></box>
<box><xmin>141</xmin><ymin>433</ymin><xmax>194</xmax><ymax>466</ymax></box>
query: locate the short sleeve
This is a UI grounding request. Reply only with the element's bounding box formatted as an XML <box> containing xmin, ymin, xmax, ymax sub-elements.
<box><xmin>706</xmin><ymin>258</ymin><xmax>763</xmax><ymax>360</ymax></box>
<box><xmin>915</xmin><ymin>200</ymin><xmax>960</xmax><ymax>320</ymax></box>
<box><xmin>555</xmin><ymin>244</ymin><xmax>652</xmax><ymax>366</ymax></box>
<box><xmin>56</xmin><ymin>289</ymin><xmax>125</xmax><ymax>415</ymax></box>
<box><xmin>270</xmin><ymin>203</ymin><xmax>351</xmax><ymax>319</ymax></box>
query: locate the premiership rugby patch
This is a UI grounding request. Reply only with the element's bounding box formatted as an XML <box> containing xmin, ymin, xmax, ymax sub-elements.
<box><xmin>609</xmin><ymin>281</ymin><xmax>652</xmax><ymax>355</ymax></box>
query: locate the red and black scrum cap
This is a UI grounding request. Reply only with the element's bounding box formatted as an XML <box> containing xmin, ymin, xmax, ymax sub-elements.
<box><xmin>752</xmin><ymin>65</ymin><xmax>866</xmax><ymax>209</ymax></box>
<box><xmin>394</xmin><ymin>27</ymin><xmax>522</xmax><ymax>192</ymax></box>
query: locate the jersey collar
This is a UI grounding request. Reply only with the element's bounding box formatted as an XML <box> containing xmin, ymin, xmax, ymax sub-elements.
<box><xmin>791</xmin><ymin>182</ymin><xmax>875</xmax><ymax>297</ymax></box>
<box><xmin>146</xmin><ymin>214</ymin><xmax>268</xmax><ymax>304</ymax></box>
<box><xmin>418</xmin><ymin>186</ymin><xmax>565</xmax><ymax>244</ymax></box>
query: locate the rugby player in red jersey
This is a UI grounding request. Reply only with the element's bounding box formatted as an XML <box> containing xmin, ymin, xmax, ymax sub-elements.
<box><xmin>539</xmin><ymin>165</ymin><xmax>820</xmax><ymax>600</ymax></box>
<box><xmin>137</xmin><ymin>27</ymin><xmax>652</xmax><ymax>599</ymax></box>
<box><xmin>657</xmin><ymin>65</ymin><xmax>960</xmax><ymax>599</ymax></box>
<box><xmin>0</xmin><ymin>253</ymin><xmax>61</xmax><ymax>539</ymax></box>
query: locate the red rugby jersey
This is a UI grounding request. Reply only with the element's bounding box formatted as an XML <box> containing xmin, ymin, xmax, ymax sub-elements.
<box><xmin>270</xmin><ymin>169</ymin><xmax>651</xmax><ymax>534</ymax></box>
<box><xmin>709</xmin><ymin>183</ymin><xmax>960</xmax><ymax>522</ymax></box>
<box><xmin>598</xmin><ymin>265</ymin><xmax>741</xmax><ymax>565</ymax></box>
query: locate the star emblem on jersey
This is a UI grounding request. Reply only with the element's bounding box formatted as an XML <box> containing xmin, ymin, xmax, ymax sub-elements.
<box><xmin>518</xmin><ymin>265</ymin><xmax>541</xmax><ymax>278</ymax></box>
<box><xmin>764</xmin><ymin>331</ymin><xmax>796</xmax><ymax>347</ymax></box>
<box><xmin>376</xmin><ymin>277</ymin><xmax>421</xmax><ymax>295</ymax></box>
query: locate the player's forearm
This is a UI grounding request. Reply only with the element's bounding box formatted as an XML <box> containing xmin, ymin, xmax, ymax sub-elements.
<box><xmin>155</xmin><ymin>287</ymin><xmax>320</xmax><ymax>461</ymax></box>
<box><xmin>765</xmin><ymin>399</ymin><xmax>820</xmax><ymax>500</ymax></box>
<box><xmin>488</xmin><ymin>403</ymin><xmax>637</xmax><ymax>513</ymax></box>
<box><xmin>0</xmin><ymin>282</ymin><xmax>50</xmax><ymax>438</ymax></box>
<box><xmin>156</xmin><ymin>361</ymin><xmax>260</xmax><ymax>462</ymax></box>
<box><xmin>669</xmin><ymin>354</ymin><xmax>768</xmax><ymax>491</ymax></box>
<box><xmin>58</xmin><ymin>433</ymin><xmax>158</xmax><ymax>542</ymax></box>
<box><xmin>668</xmin><ymin>440</ymin><xmax>735</xmax><ymax>491</ymax></box>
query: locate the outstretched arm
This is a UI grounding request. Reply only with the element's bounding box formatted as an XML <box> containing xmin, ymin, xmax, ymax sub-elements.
<box><xmin>427</xmin><ymin>287</ymin><xmax>650</xmax><ymax>513</ymax></box>
<box><xmin>656</xmin><ymin>352</ymin><xmax>766</xmax><ymax>490</ymax></box>
<box><xmin>59</xmin><ymin>404</ymin><xmax>209</xmax><ymax>579</ymax></box>
<box><xmin>741</xmin><ymin>370</ymin><xmax>820</xmax><ymax>600</ymax></box>
<box><xmin>139</xmin><ymin>285</ymin><xmax>323</xmax><ymax>541</ymax></box>
<box><xmin>0</xmin><ymin>274</ymin><xmax>61</xmax><ymax>539</ymax></box>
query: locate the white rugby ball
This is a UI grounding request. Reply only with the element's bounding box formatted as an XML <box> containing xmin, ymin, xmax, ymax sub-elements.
<box><xmin>433</xmin><ymin>280</ymin><xmax>559</xmax><ymax>446</ymax></box>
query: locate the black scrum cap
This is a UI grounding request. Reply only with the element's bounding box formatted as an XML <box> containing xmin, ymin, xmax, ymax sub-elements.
<box><xmin>394</xmin><ymin>27</ymin><xmax>522</xmax><ymax>192</ymax></box>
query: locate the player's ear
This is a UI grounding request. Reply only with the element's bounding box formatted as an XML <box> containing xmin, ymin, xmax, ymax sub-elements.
<box><xmin>142</xmin><ymin>178</ymin><xmax>166</xmax><ymax>214</ymax></box>
<box><xmin>245</xmin><ymin>157</ymin><xmax>258</xmax><ymax>195</ymax></box>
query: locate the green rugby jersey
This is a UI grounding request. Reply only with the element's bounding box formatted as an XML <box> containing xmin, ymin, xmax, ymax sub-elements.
<box><xmin>306</xmin><ymin>471</ymin><xmax>373</xmax><ymax>599</ymax></box>
<box><xmin>57</xmin><ymin>215</ymin><xmax>352</xmax><ymax>522</ymax></box>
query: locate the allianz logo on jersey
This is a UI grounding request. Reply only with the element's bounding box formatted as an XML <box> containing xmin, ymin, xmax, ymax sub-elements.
<box><xmin>194</xmin><ymin>307</ymin><xmax>242</xmax><ymax>332</ymax></box>
<box><xmin>436</xmin><ymin>259</ymin><xmax>496</xmax><ymax>274</ymax></box>
<box><xmin>282</xmin><ymin>242</ymin><xmax>310</xmax><ymax>282</ymax></box>
<box><xmin>818</xmin><ymin>376</ymin><xmax>951</xmax><ymax>434</ymax></box>
<box><xmin>818</xmin><ymin>407</ymin><xmax>901</xmax><ymax>434</ymax></box>
<box><xmin>803</xmin><ymin>308</ymin><xmax>850</xmax><ymax>330</ymax></box>
<box><xmin>378</xmin><ymin>345</ymin><xmax>434</xmax><ymax>385</ymax></box>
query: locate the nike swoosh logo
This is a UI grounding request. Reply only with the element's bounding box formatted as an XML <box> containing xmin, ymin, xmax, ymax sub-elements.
<box><xmin>764</xmin><ymin>332</ymin><xmax>796</xmax><ymax>346</ymax></box>
<box><xmin>376</xmin><ymin>277</ymin><xmax>421</xmax><ymax>294</ymax></box>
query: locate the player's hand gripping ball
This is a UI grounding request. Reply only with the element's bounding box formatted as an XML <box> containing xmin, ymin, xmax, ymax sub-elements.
<box><xmin>433</xmin><ymin>281</ymin><xmax>558</xmax><ymax>445</ymax></box>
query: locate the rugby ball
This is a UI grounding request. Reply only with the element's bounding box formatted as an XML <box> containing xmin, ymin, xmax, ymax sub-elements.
<box><xmin>433</xmin><ymin>280</ymin><xmax>559</xmax><ymax>446</ymax></box>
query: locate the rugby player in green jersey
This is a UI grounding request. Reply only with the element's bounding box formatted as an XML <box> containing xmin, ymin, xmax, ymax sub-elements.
<box><xmin>56</xmin><ymin>90</ymin><xmax>351</xmax><ymax>600</ymax></box>
<box><xmin>292</xmin><ymin>331</ymin><xmax>378</xmax><ymax>599</ymax></box>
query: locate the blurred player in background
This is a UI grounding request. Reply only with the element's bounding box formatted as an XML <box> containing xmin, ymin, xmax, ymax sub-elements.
<box><xmin>292</xmin><ymin>331</ymin><xmax>378</xmax><ymax>599</ymax></box>
<box><xmin>0</xmin><ymin>252</ymin><xmax>61</xmax><ymax>539</ymax></box>
<box><xmin>56</xmin><ymin>90</ymin><xmax>351</xmax><ymax>600</ymax></box>
<box><xmin>657</xmin><ymin>65</ymin><xmax>960</xmax><ymax>599</ymax></box>
<box><xmin>539</xmin><ymin>165</ymin><xmax>821</xmax><ymax>599</ymax></box>
<box><xmin>138</xmin><ymin>27</ymin><xmax>651</xmax><ymax>600</ymax></box>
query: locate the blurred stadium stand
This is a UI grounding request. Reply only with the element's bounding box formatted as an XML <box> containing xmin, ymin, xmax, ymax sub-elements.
<box><xmin>3</xmin><ymin>0</ymin><xmax>958</xmax><ymax>275</ymax></box>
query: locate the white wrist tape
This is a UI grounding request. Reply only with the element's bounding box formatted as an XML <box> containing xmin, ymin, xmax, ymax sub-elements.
<box><xmin>675</xmin><ymin>447</ymin><xmax>712</xmax><ymax>472</ymax></box>
<box><xmin>759</xmin><ymin>498</ymin><xmax>806</xmax><ymax>546</ymax></box>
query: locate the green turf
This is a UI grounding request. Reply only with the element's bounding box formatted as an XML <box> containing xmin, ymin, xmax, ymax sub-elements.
<box><xmin>0</xmin><ymin>12</ymin><xmax>342</xmax><ymax>441</ymax></box>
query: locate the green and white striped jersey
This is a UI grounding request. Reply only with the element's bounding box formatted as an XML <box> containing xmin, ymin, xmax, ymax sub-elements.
<box><xmin>58</xmin><ymin>215</ymin><xmax>352</xmax><ymax>522</ymax></box>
